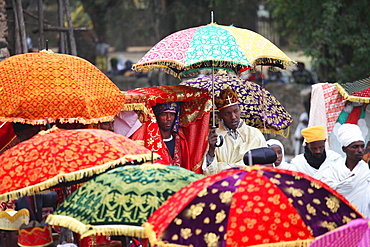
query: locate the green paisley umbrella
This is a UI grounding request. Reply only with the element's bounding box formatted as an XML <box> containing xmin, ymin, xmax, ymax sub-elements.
<box><xmin>46</xmin><ymin>163</ymin><xmax>204</xmax><ymax>238</ymax></box>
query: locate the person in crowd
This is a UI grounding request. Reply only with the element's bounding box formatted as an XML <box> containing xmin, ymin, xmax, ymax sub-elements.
<box><xmin>292</xmin><ymin>62</ymin><xmax>314</xmax><ymax>85</ymax></box>
<box><xmin>95</xmin><ymin>36</ymin><xmax>110</xmax><ymax>73</ymax></box>
<box><xmin>202</xmin><ymin>88</ymin><xmax>266</xmax><ymax>175</ymax></box>
<box><xmin>152</xmin><ymin>102</ymin><xmax>190</xmax><ymax>168</ymax></box>
<box><xmin>293</xmin><ymin>112</ymin><xmax>308</xmax><ymax>156</ymax></box>
<box><xmin>266</xmin><ymin>139</ymin><xmax>290</xmax><ymax>169</ymax></box>
<box><xmin>314</xmin><ymin>124</ymin><xmax>370</xmax><ymax>217</ymax></box>
<box><xmin>289</xmin><ymin>125</ymin><xmax>342</xmax><ymax>177</ymax></box>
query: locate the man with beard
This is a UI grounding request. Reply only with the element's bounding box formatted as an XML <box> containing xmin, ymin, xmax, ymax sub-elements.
<box><xmin>202</xmin><ymin>88</ymin><xmax>266</xmax><ymax>175</ymax></box>
<box><xmin>314</xmin><ymin>124</ymin><xmax>370</xmax><ymax>217</ymax></box>
<box><xmin>289</xmin><ymin>125</ymin><xmax>341</xmax><ymax>177</ymax></box>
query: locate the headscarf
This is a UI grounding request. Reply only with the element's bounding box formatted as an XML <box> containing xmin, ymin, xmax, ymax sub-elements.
<box><xmin>338</xmin><ymin>124</ymin><xmax>365</xmax><ymax>147</ymax></box>
<box><xmin>266</xmin><ymin>139</ymin><xmax>289</xmax><ymax>168</ymax></box>
<box><xmin>152</xmin><ymin>102</ymin><xmax>181</xmax><ymax>133</ymax></box>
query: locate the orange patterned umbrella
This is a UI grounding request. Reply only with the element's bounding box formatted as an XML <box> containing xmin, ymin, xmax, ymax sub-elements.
<box><xmin>0</xmin><ymin>50</ymin><xmax>125</xmax><ymax>125</ymax></box>
<box><xmin>0</xmin><ymin>127</ymin><xmax>158</xmax><ymax>202</ymax></box>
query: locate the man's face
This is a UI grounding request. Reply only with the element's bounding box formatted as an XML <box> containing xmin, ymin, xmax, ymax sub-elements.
<box><xmin>156</xmin><ymin>112</ymin><xmax>176</xmax><ymax>131</ymax></box>
<box><xmin>42</xmin><ymin>207</ymin><xmax>54</xmax><ymax>220</ymax></box>
<box><xmin>218</xmin><ymin>104</ymin><xmax>241</xmax><ymax>130</ymax></box>
<box><xmin>307</xmin><ymin>140</ymin><xmax>326</xmax><ymax>158</ymax></box>
<box><xmin>343</xmin><ymin>141</ymin><xmax>365</xmax><ymax>163</ymax></box>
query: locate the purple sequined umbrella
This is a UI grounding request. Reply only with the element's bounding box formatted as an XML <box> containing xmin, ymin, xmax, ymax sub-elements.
<box><xmin>144</xmin><ymin>166</ymin><xmax>363</xmax><ymax>247</ymax></box>
<box><xmin>308</xmin><ymin>218</ymin><xmax>370</xmax><ymax>247</ymax></box>
<box><xmin>181</xmin><ymin>73</ymin><xmax>293</xmax><ymax>137</ymax></box>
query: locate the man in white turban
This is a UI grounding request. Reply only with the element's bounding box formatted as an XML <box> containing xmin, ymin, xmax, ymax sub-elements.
<box><xmin>314</xmin><ymin>123</ymin><xmax>370</xmax><ymax>217</ymax></box>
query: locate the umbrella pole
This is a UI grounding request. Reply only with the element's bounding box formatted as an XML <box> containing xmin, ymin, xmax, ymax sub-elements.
<box><xmin>212</xmin><ymin>65</ymin><xmax>216</xmax><ymax>128</ymax></box>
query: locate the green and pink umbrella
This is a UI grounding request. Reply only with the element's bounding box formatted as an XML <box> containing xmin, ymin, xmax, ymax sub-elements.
<box><xmin>133</xmin><ymin>23</ymin><xmax>295</xmax><ymax>78</ymax></box>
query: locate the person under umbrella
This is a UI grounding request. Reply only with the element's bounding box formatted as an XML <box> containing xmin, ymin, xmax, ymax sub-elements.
<box><xmin>202</xmin><ymin>88</ymin><xmax>266</xmax><ymax>175</ymax></box>
<box><xmin>152</xmin><ymin>102</ymin><xmax>191</xmax><ymax>168</ymax></box>
<box><xmin>266</xmin><ymin>139</ymin><xmax>290</xmax><ymax>169</ymax></box>
<box><xmin>314</xmin><ymin>123</ymin><xmax>370</xmax><ymax>217</ymax></box>
<box><xmin>289</xmin><ymin>125</ymin><xmax>342</xmax><ymax>177</ymax></box>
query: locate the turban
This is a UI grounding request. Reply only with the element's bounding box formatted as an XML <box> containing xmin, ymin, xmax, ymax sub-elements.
<box><xmin>337</xmin><ymin>124</ymin><xmax>364</xmax><ymax>147</ymax></box>
<box><xmin>215</xmin><ymin>88</ymin><xmax>239</xmax><ymax>110</ymax></box>
<box><xmin>152</xmin><ymin>102</ymin><xmax>181</xmax><ymax>133</ymax></box>
<box><xmin>152</xmin><ymin>102</ymin><xmax>180</xmax><ymax>115</ymax></box>
<box><xmin>301</xmin><ymin>125</ymin><xmax>326</xmax><ymax>143</ymax></box>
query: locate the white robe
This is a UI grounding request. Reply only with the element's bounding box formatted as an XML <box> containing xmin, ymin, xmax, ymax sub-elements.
<box><xmin>289</xmin><ymin>150</ymin><xmax>342</xmax><ymax>177</ymax></box>
<box><xmin>314</xmin><ymin>159</ymin><xmax>370</xmax><ymax>217</ymax></box>
<box><xmin>202</xmin><ymin>121</ymin><xmax>266</xmax><ymax>175</ymax></box>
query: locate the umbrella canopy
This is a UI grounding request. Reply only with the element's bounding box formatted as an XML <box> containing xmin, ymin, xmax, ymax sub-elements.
<box><xmin>308</xmin><ymin>218</ymin><xmax>370</xmax><ymax>247</ymax></box>
<box><xmin>144</xmin><ymin>166</ymin><xmax>363</xmax><ymax>247</ymax></box>
<box><xmin>180</xmin><ymin>73</ymin><xmax>293</xmax><ymax>136</ymax></box>
<box><xmin>336</xmin><ymin>77</ymin><xmax>370</xmax><ymax>103</ymax></box>
<box><xmin>46</xmin><ymin>163</ymin><xmax>204</xmax><ymax>238</ymax></box>
<box><xmin>0</xmin><ymin>127</ymin><xmax>158</xmax><ymax>201</ymax></box>
<box><xmin>0</xmin><ymin>50</ymin><xmax>125</xmax><ymax>125</ymax></box>
<box><xmin>133</xmin><ymin>23</ymin><xmax>295</xmax><ymax>78</ymax></box>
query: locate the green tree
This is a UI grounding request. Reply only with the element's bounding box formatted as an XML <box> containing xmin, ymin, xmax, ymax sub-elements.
<box><xmin>267</xmin><ymin>0</ymin><xmax>370</xmax><ymax>83</ymax></box>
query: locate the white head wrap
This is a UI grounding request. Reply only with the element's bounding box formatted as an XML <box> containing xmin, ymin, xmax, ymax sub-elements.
<box><xmin>337</xmin><ymin>124</ymin><xmax>365</xmax><ymax>147</ymax></box>
<box><xmin>266</xmin><ymin>139</ymin><xmax>285</xmax><ymax>161</ymax></box>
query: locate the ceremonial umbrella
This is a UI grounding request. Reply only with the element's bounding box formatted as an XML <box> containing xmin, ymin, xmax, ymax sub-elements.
<box><xmin>336</xmin><ymin>77</ymin><xmax>370</xmax><ymax>103</ymax></box>
<box><xmin>132</xmin><ymin>23</ymin><xmax>295</xmax><ymax>127</ymax></box>
<box><xmin>144</xmin><ymin>166</ymin><xmax>363</xmax><ymax>247</ymax></box>
<box><xmin>308</xmin><ymin>218</ymin><xmax>370</xmax><ymax>247</ymax></box>
<box><xmin>181</xmin><ymin>73</ymin><xmax>293</xmax><ymax>137</ymax></box>
<box><xmin>0</xmin><ymin>127</ymin><xmax>158</xmax><ymax>202</ymax></box>
<box><xmin>46</xmin><ymin>163</ymin><xmax>204</xmax><ymax>238</ymax></box>
<box><xmin>0</xmin><ymin>50</ymin><xmax>125</xmax><ymax>125</ymax></box>
<box><xmin>133</xmin><ymin>23</ymin><xmax>295</xmax><ymax>77</ymax></box>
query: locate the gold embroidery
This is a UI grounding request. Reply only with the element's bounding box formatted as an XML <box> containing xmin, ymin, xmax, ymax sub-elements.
<box><xmin>312</xmin><ymin>198</ymin><xmax>321</xmax><ymax>205</ymax></box>
<box><xmin>221</xmin><ymin>181</ymin><xmax>229</xmax><ymax>187</ymax></box>
<box><xmin>174</xmin><ymin>218</ymin><xmax>182</xmax><ymax>225</ymax></box>
<box><xmin>172</xmin><ymin>234</ymin><xmax>179</xmax><ymax>241</ymax></box>
<box><xmin>321</xmin><ymin>221</ymin><xmax>337</xmax><ymax>231</ymax></box>
<box><xmin>187</xmin><ymin>203</ymin><xmax>205</xmax><ymax>219</ymax></box>
<box><xmin>219</xmin><ymin>191</ymin><xmax>233</xmax><ymax>204</ymax></box>
<box><xmin>286</xmin><ymin>187</ymin><xmax>304</xmax><ymax>197</ymax></box>
<box><xmin>218</xmin><ymin>225</ymin><xmax>224</xmax><ymax>232</ymax></box>
<box><xmin>180</xmin><ymin>228</ymin><xmax>192</xmax><ymax>240</ymax></box>
<box><xmin>204</xmin><ymin>232</ymin><xmax>219</xmax><ymax>247</ymax></box>
<box><xmin>306</xmin><ymin>203</ymin><xmax>317</xmax><ymax>215</ymax></box>
<box><xmin>209</xmin><ymin>203</ymin><xmax>217</xmax><ymax>210</ymax></box>
<box><xmin>196</xmin><ymin>229</ymin><xmax>202</xmax><ymax>235</ymax></box>
<box><xmin>204</xmin><ymin>217</ymin><xmax>210</xmax><ymax>224</ymax></box>
<box><xmin>325</xmin><ymin>196</ymin><xmax>340</xmax><ymax>213</ymax></box>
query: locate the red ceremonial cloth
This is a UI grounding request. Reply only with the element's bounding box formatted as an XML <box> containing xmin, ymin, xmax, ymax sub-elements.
<box><xmin>124</xmin><ymin>85</ymin><xmax>211</xmax><ymax>173</ymax></box>
<box><xmin>0</xmin><ymin>121</ymin><xmax>19</xmax><ymax>155</ymax></box>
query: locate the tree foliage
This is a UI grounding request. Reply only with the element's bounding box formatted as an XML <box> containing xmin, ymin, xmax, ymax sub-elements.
<box><xmin>267</xmin><ymin>0</ymin><xmax>370</xmax><ymax>83</ymax></box>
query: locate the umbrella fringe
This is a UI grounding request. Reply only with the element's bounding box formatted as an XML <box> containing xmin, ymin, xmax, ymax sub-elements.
<box><xmin>247</xmin><ymin>239</ymin><xmax>314</xmax><ymax>247</ymax></box>
<box><xmin>0</xmin><ymin>115</ymin><xmax>117</xmax><ymax>125</ymax></box>
<box><xmin>46</xmin><ymin>215</ymin><xmax>89</xmax><ymax>235</ymax></box>
<box><xmin>335</xmin><ymin>83</ymin><xmax>370</xmax><ymax>103</ymax></box>
<box><xmin>80</xmin><ymin>225</ymin><xmax>146</xmax><ymax>239</ymax></box>
<box><xmin>0</xmin><ymin>152</ymin><xmax>159</xmax><ymax>202</ymax></box>
<box><xmin>259</xmin><ymin>126</ymin><xmax>290</xmax><ymax>138</ymax></box>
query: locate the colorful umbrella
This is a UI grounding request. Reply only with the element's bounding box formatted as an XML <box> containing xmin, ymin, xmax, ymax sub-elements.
<box><xmin>144</xmin><ymin>166</ymin><xmax>363</xmax><ymax>247</ymax></box>
<box><xmin>0</xmin><ymin>127</ymin><xmax>158</xmax><ymax>201</ymax></box>
<box><xmin>336</xmin><ymin>77</ymin><xmax>370</xmax><ymax>103</ymax></box>
<box><xmin>0</xmin><ymin>50</ymin><xmax>125</xmax><ymax>125</ymax></box>
<box><xmin>308</xmin><ymin>218</ymin><xmax>370</xmax><ymax>247</ymax></box>
<box><xmin>133</xmin><ymin>23</ymin><xmax>295</xmax><ymax>78</ymax></box>
<box><xmin>180</xmin><ymin>73</ymin><xmax>293</xmax><ymax>137</ymax></box>
<box><xmin>46</xmin><ymin>163</ymin><xmax>204</xmax><ymax>238</ymax></box>
<box><xmin>121</xmin><ymin>85</ymin><xmax>211</xmax><ymax>173</ymax></box>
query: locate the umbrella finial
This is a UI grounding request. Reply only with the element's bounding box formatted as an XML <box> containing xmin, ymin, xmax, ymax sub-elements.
<box><xmin>46</xmin><ymin>40</ymin><xmax>48</xmax><ymax>50</ymax></box>
<box><xmin>211</xmin><ymin>11</ymin><xmax>214</xmax><ymax>23</ymax></box>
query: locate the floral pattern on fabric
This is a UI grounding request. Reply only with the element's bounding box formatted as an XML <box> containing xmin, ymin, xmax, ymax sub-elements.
<box><xmin>0</xmin><ymin>128</ymin><xmax>154</xmax><ymax>201</ymax></box>
<box><xmin>145</xmin><ymin>166</ymin><xmax>363</xmax><ymax>247</ymax></box>
<box><xmin>0</xmin><ymin>50</ymin><xmax>125</xmax><ymax>125</ymax></box>
<box><xmin>133</xmin><ymin>23</ymin><xmax>295</xmax><ymax>78</ymax></box>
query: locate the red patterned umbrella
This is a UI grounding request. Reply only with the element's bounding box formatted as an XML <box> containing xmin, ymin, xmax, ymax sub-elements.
<box><xmin>0</xmin><ymin>127</ymin><xmax>158</xmax><ymax>202</ymax></box>
<box><xmin>144</xmin><ymin>166</ymin><xmax>363</xmax><ymax>247</ymax></box>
